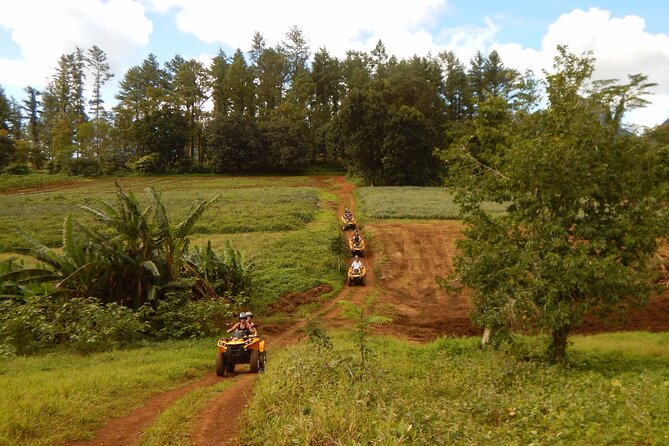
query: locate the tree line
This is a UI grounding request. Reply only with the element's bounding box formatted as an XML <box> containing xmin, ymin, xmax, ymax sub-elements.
<box><xmin>0</xmin><ymin>26</ymin><xmax>535</xmax><ymax>184</ymax></box>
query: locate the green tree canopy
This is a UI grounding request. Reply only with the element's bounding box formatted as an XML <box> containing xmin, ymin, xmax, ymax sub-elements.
<box><xmin>446</xmin><ymin>46</ymin><xmax>669</xmax><ymax>361</ymax></box>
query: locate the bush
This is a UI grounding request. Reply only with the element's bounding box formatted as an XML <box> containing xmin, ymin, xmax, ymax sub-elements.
<box><xmin>2</xmin><ymin>163</ymin><xmax>31</xmax><ymax>175</ymax></box>
<box><xmin>63</xmin><ymin>158</ymin><xmax>101</xmax><ymax>177</ymax></box>
<box><xmin>132</xmin><ymin>153</ymin><xmax>162</xmax><ymax>174</ymax></box>
<box><xmin>148</xmin><ymin>293</ymin><xmax>233</xmax><ymax>339</ymax></box>
<box><xmin>45</xmin><ymin>159</ymin><xmax>62</xmax><ymax>174</ymax></box>
<box><xmin>0</xmin><ymin>296</ymin><xmax>148</xmax><ymax>355</ymax></box>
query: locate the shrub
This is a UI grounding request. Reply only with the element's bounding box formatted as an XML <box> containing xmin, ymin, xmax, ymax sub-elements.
<box><xmin>2</xmin><ymin>163</ymin><xmax>31</xmax><ymax>175</ymax></box>
<box><xmin>148</xmin><ymin>293</ymin><xmax>233</xmax><ymax>339</ymax></box>
<box><xmin>0</xmin><ymin>296</ymin><xmax>149</xmax><ymax>355</ymax></box>
<box><xmin>132</xmin><ymin>153</ymin><xmax>162</xmax><ymax>174</ymax></box>
<box><xmin>63</xmin><ymin>158</ymin><xmax>101</xmax><ymax>177</ymax></box>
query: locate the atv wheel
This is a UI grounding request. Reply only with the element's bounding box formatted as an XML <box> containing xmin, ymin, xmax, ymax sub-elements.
<box><xmin>259</xmin><ymin>352</ymin><xmax>267</xmax><ymax>371</ymax></box>
<box><xmin>215</xmin><ymin>352</ymin><xmax>226</xmax><ymax>377</ymax></box>
<box><xmin>249</xmin><ymin>349</ymin><xmax>261</xmax><ymax>373</ymax></box>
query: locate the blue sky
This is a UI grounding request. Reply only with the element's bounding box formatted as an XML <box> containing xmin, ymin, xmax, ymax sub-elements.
<box><xmin>1</xmin><ymin>0</ymin><xmax>667</xmax><ymax>127</ymax></box>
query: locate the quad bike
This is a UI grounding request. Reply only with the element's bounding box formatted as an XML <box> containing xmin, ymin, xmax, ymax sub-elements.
<box><xmin>341</xmin><ymin>215</ymin><xmax>357</xmax><ymax>230</ymax></box>
<box><xmin>349</xmin><ymin>237</ymin><xmax>365</xmax><ymax>256</ymax></box>
<box><xmin>347</xmin><ymin>265</ymin><xmax>366</xmax><ymax>286</ymax></box>
<box><xmin>216</xmin><ymin>330</ymin><xmax>266</xmax><ymax>377</ymax></box>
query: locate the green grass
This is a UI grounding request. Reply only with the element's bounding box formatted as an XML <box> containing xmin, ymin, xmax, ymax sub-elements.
<box><xmin>357</xmin><ymin>186</ymin><xmax>507</xmax><ymax>219</ymax></box>
<box><xmin>0</xmin><ymin>175</ymin><xmax>321</xmax><ymax>252</ymax></box>
<box><xmin>239</xmin><ymin>331</ymin><xmax>669</xmax><ymax>445</ymax></box>
<box><xmin>0</xmin><ymin>174</ymin><xmax>342</xmax><ymax>311</ymax></box>
<box><xmin>0</xmin><ymin>338</ymin><xmax>216</xmax><ymax>446</ymax></box>
<box><xmin>0</xmin><ymin>173</ymin><xmax>88</xmax><ymax>193</ymax></box>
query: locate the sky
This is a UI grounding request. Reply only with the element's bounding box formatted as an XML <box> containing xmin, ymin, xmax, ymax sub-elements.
<box><xmin>1</xmin><ymin>0</ymin><xmax>668</xmax><ymax>128</ymax></box>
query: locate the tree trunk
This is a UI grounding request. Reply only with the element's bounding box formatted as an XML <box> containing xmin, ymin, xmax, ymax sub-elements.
<box><xmin>548</xmin><ymin>324</ymin><xmax>571</xmax><ymax>362</ymax></box>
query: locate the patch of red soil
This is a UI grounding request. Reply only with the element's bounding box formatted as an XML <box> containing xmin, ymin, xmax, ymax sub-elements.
<box><xmin>268</xmin><ymin>284</ymin><xmax>333</xmax><ymax>314</ymax></box>
<box><xmin>189</xmin><ymin>374</ymin><xmax>256</xmax><ymax>446</ymax></box>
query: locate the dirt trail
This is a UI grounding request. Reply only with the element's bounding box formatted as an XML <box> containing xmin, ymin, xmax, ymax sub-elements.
<box><xmin>71</xmin><ymin>175</ymin><xmax>669</xmax><ymax>445</ymax></box>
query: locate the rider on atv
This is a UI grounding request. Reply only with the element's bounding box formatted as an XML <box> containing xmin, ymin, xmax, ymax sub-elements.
<box><xmin>244</xmin><ymin>311</ymin><xmax>257</xmax><ymax>336</ymax></box>
<box><xmin>351</xmin><ymin>255</ymin><xmax>363</xmax><ymax>271</ymax></box>
<box><xmin>227</xmin><ymin>312</ymin><xmax>252</xmax><ymax>337</ymax></box>
<box><xmin>352</xmin><ymin>230</ymin><xmax>361</xmax><ymax>244</ymax></box>
<box><xmin>344</xmin><ymin>208</ymin><xmax>353</xmax><ymax>221</ymax></box>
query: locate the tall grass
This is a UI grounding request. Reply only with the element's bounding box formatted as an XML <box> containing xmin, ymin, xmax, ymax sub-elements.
<box><xmin>239</xmin><ymin>332</ymin><xmax>669</xmax><ymax>445</ymax></box>
<box><xmin>357</xmin><ymin>186</ymin><xmax>507</xmax><ymax>219</ymax></box>
<box><xmin>0</xmin><ymin>338</ymin><xmax>216</xmax><ymax>445</ymax></box>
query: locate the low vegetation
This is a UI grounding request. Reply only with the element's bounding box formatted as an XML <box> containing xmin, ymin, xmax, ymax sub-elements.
<box><xmin>240</xmin><ymin>332</ymin><xmax>669</xmax><ymax>445</ymax></box>
<box><xmin>0</xmin><ymin>338</ymin><xmax>214</xmax><ymax>445</ymax></box>
<box><xmin>0</xmin><ymin>175</ymin><xmax>321</xmax><ymax>252</ymax></box>
<box><xmin>0</xmin><ymin>172</ymin><xmax>86</xmax><ymax>193</ymax></box>
<box><xmin>0</xmin><ymin>176</ymin><xmax>340</xmax><ymax>355</ymax></box>
<box><xmin>357</xmin><ymin>186</ymin><xmax>506</xmax><ymax>219</ymax></box>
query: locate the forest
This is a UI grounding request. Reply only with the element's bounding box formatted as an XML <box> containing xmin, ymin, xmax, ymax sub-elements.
<box><xmin>0</xmin><ymin>26</ymin><xmax>577</xmax><ymax>185</ymax></box>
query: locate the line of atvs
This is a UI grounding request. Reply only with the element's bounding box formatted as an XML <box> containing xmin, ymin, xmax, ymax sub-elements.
<box><xmin>341</xmin><ymin>209</ymin><xmax>366</xmax><ymax>286</ymax></box>
<box><xmin>215</xmin><ymin>207</ymin><xmax>368</xmax><ymax>376</ymax></box>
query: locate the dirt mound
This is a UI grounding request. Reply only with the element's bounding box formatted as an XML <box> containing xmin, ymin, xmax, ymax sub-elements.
<box><xmin>269</xmin><ymin>284</ymin><xmax>333</xmax><ymax>314</ymax></box>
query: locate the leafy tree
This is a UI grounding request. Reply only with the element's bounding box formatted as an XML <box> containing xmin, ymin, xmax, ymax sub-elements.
<box><xmin>260</xmin><ymin>103</ymin><xmax>309</xmax><ymax>169</ymax></box>
<box><xmin>223</xmin><ymin>49</ymin><xmax>255</xmax><ymax>117</ymax></box>
<box><xmin>439</xmin><ymin>51</ymin><xmax>471</xmax><ymax>122</ymax></box>
<box><xmin>342</xmin><ymin>50</ymin><xmax>372</xmax><ymax>92</ymax></box>
<box><xmin>0</xmin><ymin>86</ymin><xmax>16</xmax><ymax>168</ymax></box>
<box><xmin>332</xmin><ymin>89</ymin><xmax>386</xmax><ymax>184</ymax></box>
<box><xmin>281</xmin><ymin>25</ymin><xmax>310</xmax><ymax>83</ymax></box>
<box><xmin>86</xmin><ymin>45</ymin><xmax>114</xmax><ymax>121</ymax></box>
<box><xmin>20</xmin><ymin>86</ymin><xmax>46</xmax><ymax>168</ymax></box>
<box><xmin>255</xmin><ymin>46</ymin><xmax>288</xmax><ymax>119</ymax></box>
<box><xmin>206</xmin><ymin>114</ymin><xmax>265</xmax><ymax>171</ymax></box>
<box><xmin>135</xmin><ymin>105</ymin><xmax>188</xmax><ymax>167</ymax></box>
<box><xmin>382</xmin><ymin>105</ymin><xmax>440</xmax><ymax>185</ymax></box>
<box><xmin>171</xmin><ymin>59</ymin><xmax>210</xmax><ymax>160</ymax></box>
<box><xmin>447</xmin><ymin>46</ymin><xmax>669</xmax><ymax>361</ymax></box>
<box><xmin>209</xmin><ymin>48</ymin><xmax>230</xmax><ymax>117</ymax></box>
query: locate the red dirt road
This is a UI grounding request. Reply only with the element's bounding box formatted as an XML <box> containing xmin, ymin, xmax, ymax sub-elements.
<box><xmin>69</xmin><ymin>175</ymin><xmax>669</xmax><ymax>445</ymax></box>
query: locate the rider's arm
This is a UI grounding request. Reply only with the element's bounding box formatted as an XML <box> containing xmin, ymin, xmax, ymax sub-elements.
<box><xmin>227</xmin><ymin>322</ymin><xmax>239</xmax><ymax>333</ymax></box>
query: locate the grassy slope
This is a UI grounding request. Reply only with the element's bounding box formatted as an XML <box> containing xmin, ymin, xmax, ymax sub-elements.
<box><xmin>0</xmin><ymin>175</ymin><xmax>322</xmax><ymax>251</ymax></box>
<box><xmin>357</xmin><ymin>186</ymin><xmax>507</xmax><ymax>219</ymax></box>
<box><xmin>0</xmin><ymin>339</ymin><xmax>215</xmax><ymax>446</ymax></box>
<box><xmin>0</xmin><ymin>175</ymin><xmax>342</xmax><ymax>306</ymax></box>
<box><xmin>240</xmin><ymin>332</ymin><xmax>669</xmax><ymax>445</ymax></box>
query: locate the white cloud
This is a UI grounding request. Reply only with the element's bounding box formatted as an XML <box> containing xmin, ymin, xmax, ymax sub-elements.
<box><xmin>0</xmin><ymin>0</ymin><xmax>152</xmax><ymax>93</ymax></box>
<box><xmin>490</xmin><ymin>8</ymin><xmax>669</xmax><ymax>128</ymax></box>
<box><xmin>141</xmin><ymin>0</ymin><xmax>448</xmax><ymax>58</ymax></box>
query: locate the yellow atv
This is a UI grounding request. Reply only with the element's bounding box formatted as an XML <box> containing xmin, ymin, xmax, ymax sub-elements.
<box><xmin>347</xmin><ymin>265</ymin><xmax>366</xmax><ymax>286</ymax></box>
<box><xmin>349</xmin><ymin>237</ymin><xmax>365</xmax><ymax>256</ymax></box>
<box><xmin>216</xmin><ymin>330</ymin><xmax>266</xmax><ymax>376</ymax></box>
<box><xmin>341</xmin><ymin>215</ymin><xmax>357</xmax><ymax>230</ymax></box>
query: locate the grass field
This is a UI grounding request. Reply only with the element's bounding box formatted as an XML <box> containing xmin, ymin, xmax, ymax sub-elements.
<box><xmin>240</xmin><ymin>331</ymin><xmax>669</xmax><ymax>445</ymax></box>
<box><xmin>2</xmin><ymin>332</ymin><xmax>665</xmax><ymax>445</ymax></box>
<box><xmin>357</xmin><ymin>186</ymin><xmax>507</xmax><ymax>219</ymax></box>
<box><xmin>0</xmin><ymin>174</ymin><xmax>343</xmax><ymax>307</ymax></box>
<box><xmin>0</xmin><ymin>173</ymin><xmax>88</xmax><ymax>193</ymax></box>
<box><xmin>0</xmin><ymin>175</ymin><xmax>326</xmax><ymax>251</ymax></box>
<box><xmin>0</xmin><ymin>338</ymin><xmax>215</xmax><ymax>445</ymax></box>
